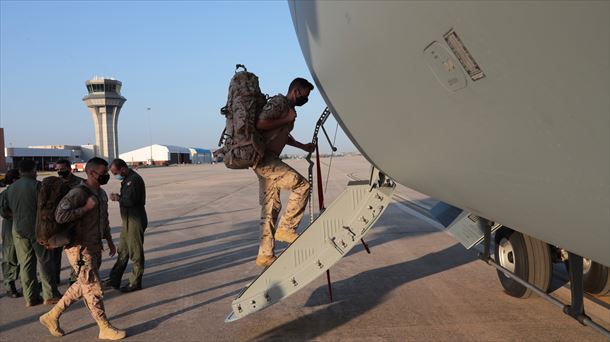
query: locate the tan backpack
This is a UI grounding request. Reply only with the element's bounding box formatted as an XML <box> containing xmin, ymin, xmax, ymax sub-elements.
<box><xmin>215</xmin><ymin>64</ymin><xmax>268</xmax><ymax>169</ymax></box>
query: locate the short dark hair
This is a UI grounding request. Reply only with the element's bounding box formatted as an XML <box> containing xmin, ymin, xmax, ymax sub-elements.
<box><xmin>18</xmin><ymin>160</ymin><xmax>37</xmax><ymax>173</ymax></box>
<box><xmin>85</xmin><ymin>157</ymin><xmax>108</xmax><ymax>173</ymax></box>
<box><xmin>288</xmin><ymin>77</ymin><xmax>314</xmax><ymax>93</ymax></box>
<box><xmin>5</xmin><ymin>169</ymin><xmax>20</xmax><ymax>185</ymax></box>
<box><xmin>56</xmin><ymin>159</ymin><xmax>71</xmax><ymax>168</ymax></box>
<box><xmin>111</xmin><ymin>158</ymin><xmax>128</xmax><ymax>169</ymax></box>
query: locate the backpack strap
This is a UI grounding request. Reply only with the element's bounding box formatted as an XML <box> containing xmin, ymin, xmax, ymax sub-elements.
<box><xmin>73</xmin><ymin>184</ymin><xmax>97</xmax><ymax>277</ymax></box>
<box><xmin>77</xmin><ymin>184</ymin><xmax>93</xmax><ymax>196</ymax></box>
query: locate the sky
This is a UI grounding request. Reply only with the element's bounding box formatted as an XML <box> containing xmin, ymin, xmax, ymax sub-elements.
<box><xmin>0</xmin><ymin>0</ymin><xmax>355</xmax><ymax>155</ymax></box>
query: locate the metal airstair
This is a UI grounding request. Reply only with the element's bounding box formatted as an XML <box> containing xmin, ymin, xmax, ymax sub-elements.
<box><xmin>226</xmin><ymin>168</ymin><xmax>395</xmax><ymax>322</ymax></box>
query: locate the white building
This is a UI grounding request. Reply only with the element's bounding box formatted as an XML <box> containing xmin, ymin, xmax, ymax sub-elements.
<box><xmin>4</xmin><ymin>145</ymin><xmax>96</xmax><ymax>170</ymax></box>
<box><xmin>119</xmin><ymin>144</ymin><xmax>191</xmax><ymax>166</ymax></box>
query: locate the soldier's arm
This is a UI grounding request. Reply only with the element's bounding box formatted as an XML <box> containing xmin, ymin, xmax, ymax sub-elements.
<box><xmin>118</xmin><ymin>177</ymin><xmax>143</xmax><ymax>208</ymax></box>
<box><xmin>287</xmin><ymin>135</ymin><xmax>316</xmax><ymax>152</ymax></box>
<box><xmin>257</xmin><ymin>97</ymin><xmax>295</xmax><ymax>130</ymax></box>
<box><xmin>257</xmin><ymin>108</ymin><xmax>295</xmax><ymax>130</ymax></box>
<box><xmin>0</xmin><ymin>191</ymin><xmax>11</xmax><ymax>219</ymax></box>
<box><xmin>55</xmin><ymin>189</ymin><xmax>88</xmax><ymax>224</ymax></box>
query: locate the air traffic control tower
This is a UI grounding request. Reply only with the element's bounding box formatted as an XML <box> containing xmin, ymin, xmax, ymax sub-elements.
<box><xmin>82</xmin><ymin>77</ymin><xmax>126</xmax><ymax>161</ymax></box>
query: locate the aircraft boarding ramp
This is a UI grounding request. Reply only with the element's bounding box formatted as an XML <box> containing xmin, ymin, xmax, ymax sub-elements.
<box><xmin>226</xmin><ymin>170</ymin><xmax>395</xmax><ymax>322</ymax></box>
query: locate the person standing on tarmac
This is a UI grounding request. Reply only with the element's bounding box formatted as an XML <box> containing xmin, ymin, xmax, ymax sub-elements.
<box><xmin>1</xmin><ymin>160</ymin><xmax>60</xmax><ymax>306</ymax></box>
<box><xmin>0</xmin><ymin>169</ymin><xmax>22</xmax><ymax>298</ymax></box>
<box><xmin>253</xmin><ymin>78</ymin><xmax>316</xmax><ymax>267</ymax></box>
<box><xmin>40</xmin><ymin>157</ymin><xmax>125</xmax><ymax>340</ymax></box>
<box><xmin>103</xmin><ymin>158</ymin><xmax>148</xmax><ymax>293</ymax></box>
<box><xmin>53</xmin><ymin>159</ymin><xmax>84</xmax><ymax>285</ymax></box>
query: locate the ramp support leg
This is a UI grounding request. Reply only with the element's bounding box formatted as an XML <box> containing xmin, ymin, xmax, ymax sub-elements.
<box><xmin>361</xmin><ymin>239</ymin><xmax>371</xmax><ymax>254</ymax></box>
<box><xmin>326</xmin><ymin>270</ymin><xmax>333</xmax><ymax>302</ymax></box>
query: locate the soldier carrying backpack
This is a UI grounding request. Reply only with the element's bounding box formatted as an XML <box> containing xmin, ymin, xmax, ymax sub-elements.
<box><xmin>216</xmin><ymin>65</ymin><xmax>316</xmax><ymax>267</ymax></box>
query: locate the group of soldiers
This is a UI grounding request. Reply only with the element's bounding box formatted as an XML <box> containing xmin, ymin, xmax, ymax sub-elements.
<box><xmin>1</xmin><ymin>76</ymin><xmax>314</xmax><ymax>339</ymax></box>
<box><xmin>1</xmin><ymin>157</ymin><xmax>147</xmax><ymax>340</ymax></box>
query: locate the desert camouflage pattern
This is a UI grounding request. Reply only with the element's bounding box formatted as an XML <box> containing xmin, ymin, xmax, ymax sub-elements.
<box><xmin>258</xmin><ymin>94</ymin><xmax>293</xmax><ymax>156</ymax></box>
<box><xmin>216</xmin><ymin>65</ymin><xmax>268</xmax><ymax>169</ymax></box>
<box><xmin>254</xmin><ymin>154</ymin><xmax>310</xmax><ymax>256</ymax></box>
<box><xmin>55</xmin><ymin>246</ymin><xmax>107</xmax><ymax>321</ymax></box>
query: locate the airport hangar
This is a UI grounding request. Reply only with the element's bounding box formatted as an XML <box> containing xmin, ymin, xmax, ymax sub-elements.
<box><xmin>119</xmin><ymin>144</ymin><xmax>212</xmax><ymax>166</ymax></box>
<box><xmin>4</xmin><ymin>144</ymin><xmax>211</xmax><ymax>170</ymax></box>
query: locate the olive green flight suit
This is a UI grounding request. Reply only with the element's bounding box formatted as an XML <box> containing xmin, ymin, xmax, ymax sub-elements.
<box><xmin>2</xmin><ymin>175</ymin><xmax>59</xmax><ymax>303</ymax></box>
<box><xmin>0</xmin><ymin>189</ymin><xmax>19</xmax><ymax>292</ymax></box>
<box><xmin>108</xmin><ymin>169</ymin><xmax>147</xmax><ymax>287</ymax></box>
<box><xmin>52</xmin><ymin>173</ymin><xmax>84</xmax><ymax>285</ymax></box>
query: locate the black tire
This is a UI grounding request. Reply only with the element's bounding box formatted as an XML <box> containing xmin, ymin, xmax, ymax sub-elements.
<box><xmin>566</xmin><ymin>259</ymin><xmax>610</xmax><ymax>296</ymax></box>
<box><xmin>494</xmin><ymin>228</ymin><xmax>553</xmax><ymax>298</ymax></box>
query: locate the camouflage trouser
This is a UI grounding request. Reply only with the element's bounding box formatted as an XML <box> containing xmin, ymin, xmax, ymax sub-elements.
<box><xmin>253</xmin><ymin>155</ymin><xmax>310</xmax><ymax>256</ymax></box>
<box><xmin>55</xmin><ymin>245</ymin><xmax>106</xmax><ymax>322</ymax></box>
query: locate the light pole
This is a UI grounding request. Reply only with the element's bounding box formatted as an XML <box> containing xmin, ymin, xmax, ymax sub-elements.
<box><xmin>147</xmin><ymin>107</ymin><xmax>153</xmax><ymax>165</ymax></box>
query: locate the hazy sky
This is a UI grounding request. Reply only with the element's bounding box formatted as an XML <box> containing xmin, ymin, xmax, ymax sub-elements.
<box><xmin>0</xmin><ymin>1</ymin><xmax>355</xmax><ymax>154</ymax></box>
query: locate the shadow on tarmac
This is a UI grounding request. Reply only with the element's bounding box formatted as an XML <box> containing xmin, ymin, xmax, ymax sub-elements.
<box><xmin>253</xmin><ymin>243</ymin><xmax>478</xmax><ymax>341</ymax></box>
<box><xmin>69</xmin><ymin>276</ymin><xmax>254</xmax><ymax>337</ymax></box>
<box><xmin>0</xmin><ymin>218</ymin><xmax>259</xmax><ymax>334</ymax></box>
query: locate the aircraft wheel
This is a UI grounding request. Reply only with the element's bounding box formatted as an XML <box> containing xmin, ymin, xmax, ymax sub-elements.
<box><xmin>494</xmin><ymin>228</ymin><xmax>552</xmax><ymax>298</ymax></box>
<box><xmin>565</xmin><ymin>258</ymin><xmax>610</xmax><ymax>296</ymax></box>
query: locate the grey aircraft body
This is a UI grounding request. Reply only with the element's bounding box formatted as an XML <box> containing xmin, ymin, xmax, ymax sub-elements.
<box><xmin>288</xmin><ymin>1</ymin><xmax>609</xmax><ymax>268</ymax></box>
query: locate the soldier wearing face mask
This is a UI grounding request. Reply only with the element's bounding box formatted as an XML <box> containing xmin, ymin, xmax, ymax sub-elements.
<box><xmin>55</xmin><ymin>159</ymin><xmax>84</xmax><ymax>189</ymax></box>
<box><xmin>103</xmin><ymin>158</ymin><xmax>147</xmax><ymax>293</ymax></box>
<box><xmin>53</xmin><ymin>159</ymin><xmax>85</xmax><ymax>285</ymax></box>
<box><xmin>40</xmin><ymin>157</ymin><xmax>126</xmax><ymax>340</ymax></box>
<box><xmin>251</xmin><ymin>77</ymin><xmax>316</xmax><ymax>267</ymax></box>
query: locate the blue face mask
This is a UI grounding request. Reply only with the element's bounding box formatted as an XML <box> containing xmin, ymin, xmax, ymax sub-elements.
<box><xmin>115</xmin><ymin>174</ymin><xmax>124</xmax><ymax>181</ymax></box>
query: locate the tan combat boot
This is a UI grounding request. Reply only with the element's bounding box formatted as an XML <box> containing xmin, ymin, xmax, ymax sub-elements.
<box><xmin>39</xmin><ymin>306</ymin><xmax>65</xmax><ymax>337</ymax></box>
<box><xmin>255</xmin><ymin>254</ymin><xmax>277</xmax><ymax>267</ymax></box>
<box><xmin>96</xmin><ymin>319</ymin><xmax>126</xmax><ymax>340</ymax></box>
<box><xmin>274</xmin><ymin>229</ymin><xmax>298</xmax><ymax>243</ymax></box>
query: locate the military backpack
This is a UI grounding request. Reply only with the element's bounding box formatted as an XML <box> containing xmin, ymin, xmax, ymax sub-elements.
<box><xmin>36</xmin><ymin>176</ymin><xmax>71</xmax><ymax>249</ymax></box>
<box><xmin>215</xmin><ymin>64</ymin><xmax>268</xmax><ymax>169</ymax></box>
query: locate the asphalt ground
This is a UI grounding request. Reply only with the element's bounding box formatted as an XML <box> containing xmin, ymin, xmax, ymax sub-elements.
<box><xmin>1</xmin><ymin>156</ymin><xmax>608</xmax><ymax>341</ymax></box>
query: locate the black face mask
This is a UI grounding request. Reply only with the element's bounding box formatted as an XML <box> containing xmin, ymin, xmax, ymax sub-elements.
<box><xmin>295</xmin><ymin>96</ymin><xmax>309</xmax><ymax>106</ymax></box>
<box><xmin>57</xmin><ymin>170</ymin><xmax>70</xmax><ymax>178</ymax></box>
<box><xmin>97</xmin><ymin>174</ymin><xmax>110</xmax><ymax>185</ymax></box>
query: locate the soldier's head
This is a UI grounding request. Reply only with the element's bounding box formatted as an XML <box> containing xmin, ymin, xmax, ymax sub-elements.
<box><xmin>85</xmin><ymin>157</ymin><xmax>109</xmax><ymax>186</ymax></box>
<box><xmin>55</xmin><ymin>159</ymin><xmax>73</xmax><ymax>179</ymax></box>
<box><xmin>18</xmin><ymin>159</ymin><xmax>37</xmax><ymax>177</ymax></box>
<box><xmin>110</xmin><ymin>159</ymin><xmax>129</xmax><ymax>181</ymax></box>
<box><xmin>287</xmin><ymin>78</ymin><xmax>314</xmax><ymax>107</ymax></box>
<box><xmin>5</xmin><ymin>169</ymin><xmax>20</xmax><ymax>185</ymax></box>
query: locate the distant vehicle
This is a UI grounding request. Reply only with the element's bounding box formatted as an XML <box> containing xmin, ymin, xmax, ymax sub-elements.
<box><xmin>71</xmin><ymin>163</ymin><xmax>85</xmax><ymax>172</ymax></box>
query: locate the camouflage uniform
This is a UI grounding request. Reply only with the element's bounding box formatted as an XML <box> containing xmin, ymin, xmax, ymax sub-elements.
<box><xmin>54</xmin><ymin>184</ymin><xmax>111</xmax><ymax>321</ymax></box>
<box><xmin>53</xmin><ymin>173</ymin><xmax>84</xmax><ymax>285</ymax></box>
<box><xmin>254</xmin><ymin>95</ymin><xmax>310</xmax><ymax>257</ymax></box>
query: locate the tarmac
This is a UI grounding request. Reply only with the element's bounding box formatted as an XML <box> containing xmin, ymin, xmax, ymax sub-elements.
<box><xmin>0</xmin><ymin>156</ymin><xmax>608</xmax><ymax>341</ymax></box>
